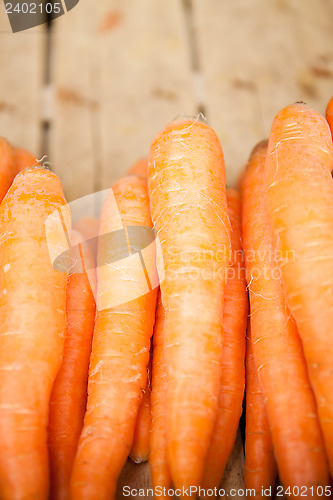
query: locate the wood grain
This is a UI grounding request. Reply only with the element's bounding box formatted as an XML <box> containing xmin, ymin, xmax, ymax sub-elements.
<box><xmin>193</xmin><ymin>0</ymin><xmax>333</xmax><ymax>186</ymax></box>
<box><xmin>49</xmin><ymin>0</ymin><xmax>197</xmax><ymax>201</ymax></box>
<box><xmin>0</xmin><ymin>9</ymin><xmax>44</xmax><ymax>155</ymax></box>
<box><xmin>97</xmin><ymin>0</ymin><xmax>197</xmax><ymax>190</ymax></box>
<box><xmin>49</xmin><ymin>1</ymin><xmax>100</xmax><ymax>202</ymax></box>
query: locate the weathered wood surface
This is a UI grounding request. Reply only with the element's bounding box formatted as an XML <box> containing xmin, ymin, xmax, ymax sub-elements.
<box><xmin>49</xmin><ymin>0</ymin><xmax>197</xmax><ymax>201</ymax></box>
<box><xmin>3</xmin><ymin>0</ymin><xmax>333</xmax><ymax>192</ymax></box>
<box><xmin>0</xmin><ymin>9</ymin><xmax>45</xmax><ymax>155</ymax></box>
<box><xmin>193</xmin><ymin>0</ymin><xmax>333</xmax><ymax>186</ymax></box>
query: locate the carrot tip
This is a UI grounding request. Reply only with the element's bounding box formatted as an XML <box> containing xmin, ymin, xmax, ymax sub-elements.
<box><xmin>249</xmin><ymin>139</ymin><xmax>268</xmax><ymax>158</ymax></box>
<box><xmin>17</xmin><ymin>165</ymin><xmax>54</xmax><ymax>177</ymax></box>
<box><xmin>22</xmin><ymin>165</ymin><xmax>51</xmax><ymax>172</ymax></box>
<box><xmin>129</xmin><ymin>454</ymin><xmax>149</xmax><ymax>464</ymax></box>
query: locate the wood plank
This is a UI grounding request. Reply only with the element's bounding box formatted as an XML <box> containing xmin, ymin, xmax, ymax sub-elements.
<box><xmin>50</xmin><ymin>0</ymin><xmax>197</xmax><ymax>201</ymax></box>
<box><xmin>193</xmin><ymin>0</ymin><xmax>333</xmax><ymax>187</ymax></box>
<box><xmin>0</xmin><ymin>9</ymin><xmax>44</xmax><ymax>154</ymax></box>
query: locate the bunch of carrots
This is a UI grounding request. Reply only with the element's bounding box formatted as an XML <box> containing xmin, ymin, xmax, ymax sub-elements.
<box><xmin>0</xmin><ymin>96</ymin><xmax>332</xmax><ymax>500</ymax></box>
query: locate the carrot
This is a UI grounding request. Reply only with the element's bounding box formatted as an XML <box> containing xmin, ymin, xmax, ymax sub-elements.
<box><xmin>0</xmin><ymin>166</ymin><xmax>70</xmax><ymax>499</ymax></box>
<box><xmin>264</xmin><ymin>103</ymin><xmax>333</xmax><ymax>475</ymax></box>
<box><xmin>73</xmin><ymin>217</ymin><xmax>99</xmax><ymax>258</ymax></box>
<box><xmin>71</xmin><ymin>175</ymin><xmax>158</xmax><ymax>500</ymax></box>
<box><xmin>128</xmin><ymin>158</ymin><xmax>148</xmax><ymax>178</ymax></box>
<box><xmin>201</xmin><ymin>188</ymin><xmax>247</xmax><ymax>492</ymax></box>
<box><xmin>326</xmin><ymin>96</ymin><xmax>333</xmax><ymax>139</ymax></box>
<box><xmin>15</xmin><ymin>147</ymin><xmax>37</xmax><ymax>174</ymax></box>
<box><xmin>245</xmin><ymin>327</ymin><xmax>277</xmax><ymax>498</ymax></box>
<box><xmin>243</xmin><ymin>138</ymin><xmax>329</xmax><ymax>493</ymax></box>
<box><xmin>129</xmin><ymin>355</ymin><xmax>152</xmax><ymax>464</ymax></box>
<box><xmin>0</xmin><ymin>138</ymin><xmax>16</xmax><ymax>201</ymax></box>
<box><xmin>150</xmin><ymin>294</ymin><xmax>172</xmax><ymax>497</ymax></box>
<box><xmin>148</xmin><ymin>118</ymin><xmax>231</xmax><ymax>490</ymax></box>
<box><xmin>48</xmin><ymin>230</ymin><xmax>96</xmax><ymax>500</ymax></box>
<box><xmin>326</xmin><ymin>97</ymin><xmax>333</xmax><ymax>144</ymax></box>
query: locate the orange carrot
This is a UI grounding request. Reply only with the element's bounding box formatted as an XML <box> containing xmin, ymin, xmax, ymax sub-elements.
<box><xmin>201</xmin><ymin>188</ymin><xmax>247</xmax><ymax>492</ymax></box>
<box><xmin>148</xmin><ymin>118</ymin><xmax>231</xmax><ymax>490</ymax></box>
<box><xmin>48</xmin><ymin>230</ymin><xmax>96</xmax><ymax>500</ymax></box>
<box><xmin>0</xmin><ymin>138</ymin><xmax>16</xmax><ymax>201</ymax></box>
<box><xmin>73</xmin><ymin>217</ymin><xmax>99</xmax><ymax>258</ymax></box>
<box><xmin>71</xmin><ymin>175</ymin><xmax>158</xmax><ymax>500</ymax></box>
<box><xmin>245</xmin><ymin>328</ymin><xmax>277</xmax><ymax>498</ymax></box>
<box><xmin>243</xmin><ymin>138</ymin><xmax>329</xmax><ymax>493</ymax></box>
<box><xmin>0</xmin><ymin>167</ymin><xmax>70</xmax><ymax>499</ymax></box>
<box><xmin>128</xmin><ymin>159</ymin><xmax>148</xmax><ymax>178</ymax></box>
<box><xmin>326</xmin><ymin>96</ymin><xmax>333</xmax><ymax>138</ymax></box>
<box><xmin>150</xmin><ymin>294</ymin><xmax>172</xmax><ymax>497</ymax></box>
<box><xmin>129</xmin><ymin>356</ymin><xmax>152</xmax><ymax>464</ymax></box>
<box><xmin>73</xmin><ymin>217</ymin><xmax>99</xmax><ymax>242</ymax></box>
<box><xmin>264</xmin><ymin>103</ymin><xmax>333</xmax><ymax>475</ymax></box>
<box><xmin>15</xmin><ymin>147</ymin><xmax>37</xmax><ymax>174</ymax></box>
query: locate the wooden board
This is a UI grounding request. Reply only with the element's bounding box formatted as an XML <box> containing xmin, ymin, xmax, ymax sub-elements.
<box><xmin>193</xmin><ymin>0</ymin><xmax>333</xmax><ymax>186</ymax></box>
<box><xmin>49</xmin><ymin>0</ymin><xmax>197</xmax><ymax>201</ymax></box>
<box><xmin>0</xmin><ymin>9</ymin><xmax>44</xmax><ymax>155</ymax></box>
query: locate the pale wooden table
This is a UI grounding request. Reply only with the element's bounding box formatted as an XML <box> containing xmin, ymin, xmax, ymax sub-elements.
<box><xmin>1</xmin><ymin>0</ymin><xmax>333</xmax><ymax>196</ymax></box>
<box><xmin>1</xmin><ymin>1</ymin><xmax>333</xmax><ymax>497</ymax></box>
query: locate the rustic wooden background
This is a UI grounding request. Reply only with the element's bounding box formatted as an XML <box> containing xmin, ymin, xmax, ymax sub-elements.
<box><xmin>1</xmin><ymin>0</ymin><xmax>333</xmax><ymax>497</ymax></box>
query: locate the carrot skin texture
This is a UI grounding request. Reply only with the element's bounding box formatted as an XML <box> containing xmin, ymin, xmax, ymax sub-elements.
<box><xmin>129</xmin><ymin>358</ymin><xmax>152</xmax><ymax>464</ymax></box>
<box><xmin>264</xmin><ymin>103</ymin><xmax>333</xmax><ymax>474</ymax></box>
<box><xmin>71</xmin><ymin>175</ymin><xmax>158</xmax><ymax>500</ymax></box>
<box><xmin>326</xmin><ymin>96</ymin><xmax>333</xmax><ymax>138</ymax></box>
<box><xmin>148</xmin><ymin>119</ymin><xmax>231</xmax><ymax>490</ymax></box>
<box><xmin>73</xmin><ymin>217</ymin><xmax>99</xmax><ymax>259</ymax></box>
<box><xmin>0</xmin><ymin>167</ymin><xmax>70</xmax><ymax>499</ymax></box>
<box><xmin>48</xmin><ymin>232</ymin><xmax>96</xmax><ymax>500</ymax></box>
<box><xmin>243</xmin><ymin>139</ymin><xmax>329</xmax><ymax>493</ymax></box>
<box><xmin>0</xmin><ymin>138</ymin><xmax>16</xmax><ymax>201</ymax></box>
<box><xmin>15</xmin><ymin>147</ymin><xmax>36</xmax><ymax>174</ymax></box>
<box><xmin>150</xmin><ymin>295</ymin><xmax>172</xmax><ymax>497</ymax></box>
<box><xmin>245</xmin><ymin>330</ymin><xmax>277</xmax><ymax>498</ymax></box>
<box><xmin>201</xmin><ymin>189</ymin><xmax>247</xmax><ymax>491</ymax></box>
